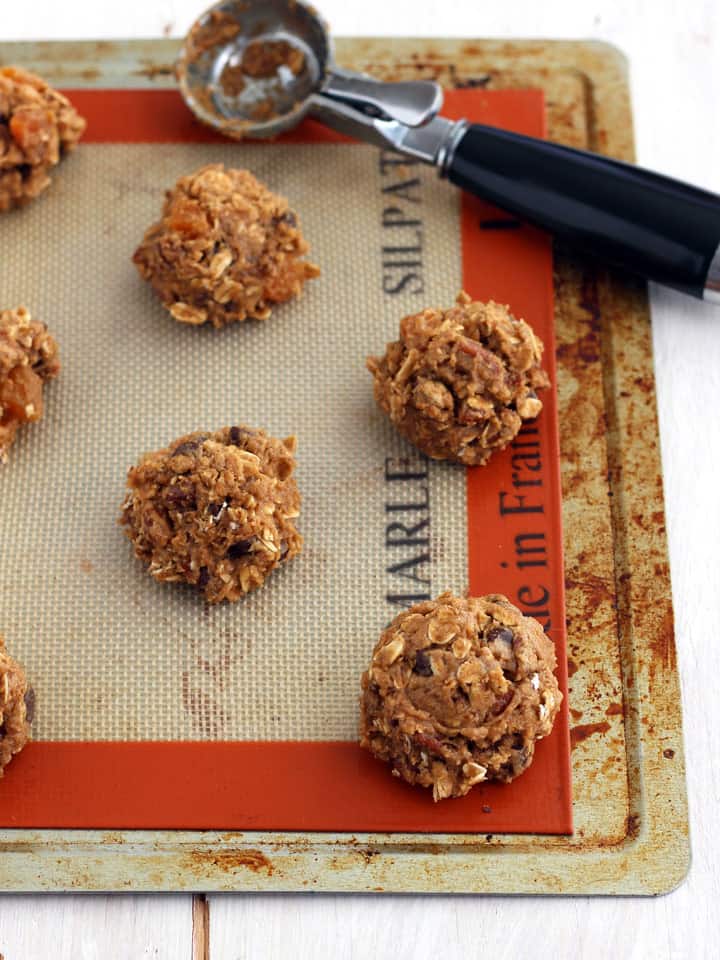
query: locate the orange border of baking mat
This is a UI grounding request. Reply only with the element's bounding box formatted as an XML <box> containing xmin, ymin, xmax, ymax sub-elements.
<box><xmin>0</xmin><ymin>88</ymin><xmax>571</xmax><ymax>833</ymax></box>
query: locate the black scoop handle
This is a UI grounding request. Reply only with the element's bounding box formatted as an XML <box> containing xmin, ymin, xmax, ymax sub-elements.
<box><xmin>446</xmin><ymin>123</ymin><xmax>720</xmax><ymax>300</ymax></box>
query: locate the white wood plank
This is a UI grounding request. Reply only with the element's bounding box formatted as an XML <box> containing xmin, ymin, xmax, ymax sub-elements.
<box><xmin>209</xmin><ymin>894</ymin><xmax>682</xmax><ymax>960</ymax></box>
<box><xmin>0</xmin><ymin>895</ymin><xmax>194</xmax><ymax>960</ymax></box>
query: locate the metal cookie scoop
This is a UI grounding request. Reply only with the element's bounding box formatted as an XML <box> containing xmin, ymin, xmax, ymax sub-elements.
<box><xmin>177</xmin><ymin>0</ymin><xmax>443</xmax><ymax>140</ymax></box>
<box><xmin>179</xmin><ymin>0</ymin><xmax>720</xmax><ymax>302</ymax></box>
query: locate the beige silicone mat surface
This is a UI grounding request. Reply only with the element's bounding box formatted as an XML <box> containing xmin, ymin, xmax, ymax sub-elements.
<box><xmin>0</xmin><ymin>141</ymin><xmax>469</xmax><ymax>742</ymax></box>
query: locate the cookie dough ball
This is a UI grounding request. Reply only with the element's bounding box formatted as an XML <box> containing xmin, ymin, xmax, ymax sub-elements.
<box><xmin>0</xmin><ymin>66</ymin><xmax>86</xmax><ymax>212</ymax></box>
<box><xmin>0</xmin><ymin>307</ymin><xmax>60</xmax><ymax>464</ymax></box>
<box><xmin>132</xmin><ymin>164</ymin><xmax>320</xmax><ymax>328</ymax></box>
<box><xmin>121</xmin><ymin>426</ymin><xmax>302</xmax><ymax>603</ymax></box>
<box><xmin>0</xmin><ymin>636</ymin><xmax>33</xmax><ymax>776</ymax></box>
<box><xmin>360</xmin><ymin>592</ymin><xmax>562</xmax><ymax>801</ymax></box>
<box><xmin>367</xmin><ymin>292</ymin><xmax>550</xmax><ymax>466</ymax></box>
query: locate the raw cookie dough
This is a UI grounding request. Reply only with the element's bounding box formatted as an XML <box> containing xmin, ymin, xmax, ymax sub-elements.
<box><xmin>121</xmin><ymin>426</ymin><xmax>302</xmax><ymax>603</ymax></box>
<box><xmin>0</xmin><ymin>66</ymin><xmax>86</xmax><ymax>212</ymax></box>
<box><xmin>185</xmin><ymin>9</ymin><xmax>242</xmax><ymax>61</ymax></box>
<box><xmin>0</xmin><ymin>635</ymin><xmax>33</xmax><ymax>777</ymax></box>
<box><xmin>367</xmin><ymin>291</ymin><xmax>550</xmax><ymax>466</ymax></box>
<box><xmin>360</xmin><ymin>592</ymin><xmax>562</xmax><ymax>801</ymax></box>
<box><xmin>0</xmin><ymin>307</ymin><xmax>60</xmax><ymax>464</ymax></box>
<box><xmin>132</xmin><ymin>164</ymin><xmax>320</xmax><ymax>328</ymax></box>
<box><xmin>240</xmin><ymin>39</ymin><xmax>305</xmax><ymax>78</ymax></box>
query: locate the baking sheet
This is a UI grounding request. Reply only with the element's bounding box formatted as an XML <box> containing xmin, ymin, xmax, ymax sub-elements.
<box><xmin>0</xmin><ymin>37</ymin><xmax>689</xmax><ymax>894</ymax></box>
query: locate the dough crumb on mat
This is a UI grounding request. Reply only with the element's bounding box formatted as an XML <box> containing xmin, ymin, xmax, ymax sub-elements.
<box><xmin>132</xmin><ymin>164</ymin><xmax>320</xmax><ymax>328</ymax></box>
<box><xmin>0</xmin><ymin>307</ymin><xmax>60</xmax><ymax>465</ymax></box>
<box><xmin>0</xmin><ymin>66</ymin><xmax>86</xmax><ymax>212</ymax></box>
<box><xmin>360</xmin><ymin>592</ymin><xmax>562</xmax><ymax>801</ymax></box>
<box><xmin>120</xmin><ymin>426</ymin><xmax>303</xmax><ymax>603</ymax></box>
<box><xmin>367</xmin><ymin>292</ymin><xmax>550</xmax><ymax>465</ymax></box>
<box><xmin>240</xmin><ymin>39</ymin><xmax>306</xmax><ymax>79</ymax></box>
<box><xmin>0</xmin><ymin>635</ymin><xmax>33</xmax><ymax>777</ymax></box>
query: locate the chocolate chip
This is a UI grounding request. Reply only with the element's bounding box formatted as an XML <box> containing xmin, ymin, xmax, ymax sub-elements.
<box><xmin>0</xmin><ymin>722</ymin><xmax>5</xmax><ymax>738</ymax></box>
<box><xmin>490</xmin><ymin>690</ymin><xmax>513</xmax><ymax>715</ymax></box>
<box><xmin>164</xmin><ymin>484</ymin><xmax>196</xmax><ymax>511</ymax></box>
<box><xmin>227</xmin><ymin>538</ymin><xmax>254</xmax><ymax>559</ymax></box>
<box><xmin>172</xmin><ymin>443</ymin><xmax>196</xmax><ymax>457</ymax></box>
<box><xmin>486</xmin><ymin>625</ymin><xmax>515</xmax><ymax>647</ymax></box>
<box><xmin>413</xmin><ymin>650</ymin><xmax>433</xmax><ymax>676</ymax></box>
<box><xmin>24</xmin><ymin>687</ymin><xmax>35</xmax><ymax>724</ymax></box>
<box><xmin>197</xmin><ymin>566</ymin><xmax>210</xmax><ymax>588</ymax></box>
<box><xmin>207</xmin><ymin>500</ymin><xmax>226</xmax><ymax>517</ymax></box>
<box><xmin>171</xmin><ymin>436</ymin><xmax>207</xmax><ymax>458</ymax></box>
<box><xmin>272</xmin><ymin>210</ymin><xmax>297</xmax><ymax>227</ymax></box>
<box><xmin>229</xmin><ymin>426</ymin><xmax>256</xmax><ymax>445</ymax></box>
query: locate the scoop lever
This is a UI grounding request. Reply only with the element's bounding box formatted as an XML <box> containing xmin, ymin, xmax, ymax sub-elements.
<box><xmin>320</xmin><ymin>68</ymin><xmax>443</xmax><ymax>127</ymax></box>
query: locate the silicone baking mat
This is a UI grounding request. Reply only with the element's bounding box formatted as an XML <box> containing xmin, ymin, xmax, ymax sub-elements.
<box><xmin>0</xmin><ymin>86</ymin><xmax>571</xmax><ymax>833</ymax></box>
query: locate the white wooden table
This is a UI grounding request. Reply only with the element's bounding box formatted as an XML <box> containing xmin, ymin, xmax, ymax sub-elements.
<box><xmin>1</xmin><ymin>1</ymin><xmax>718</xmax><ymax>957</ymax></box>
